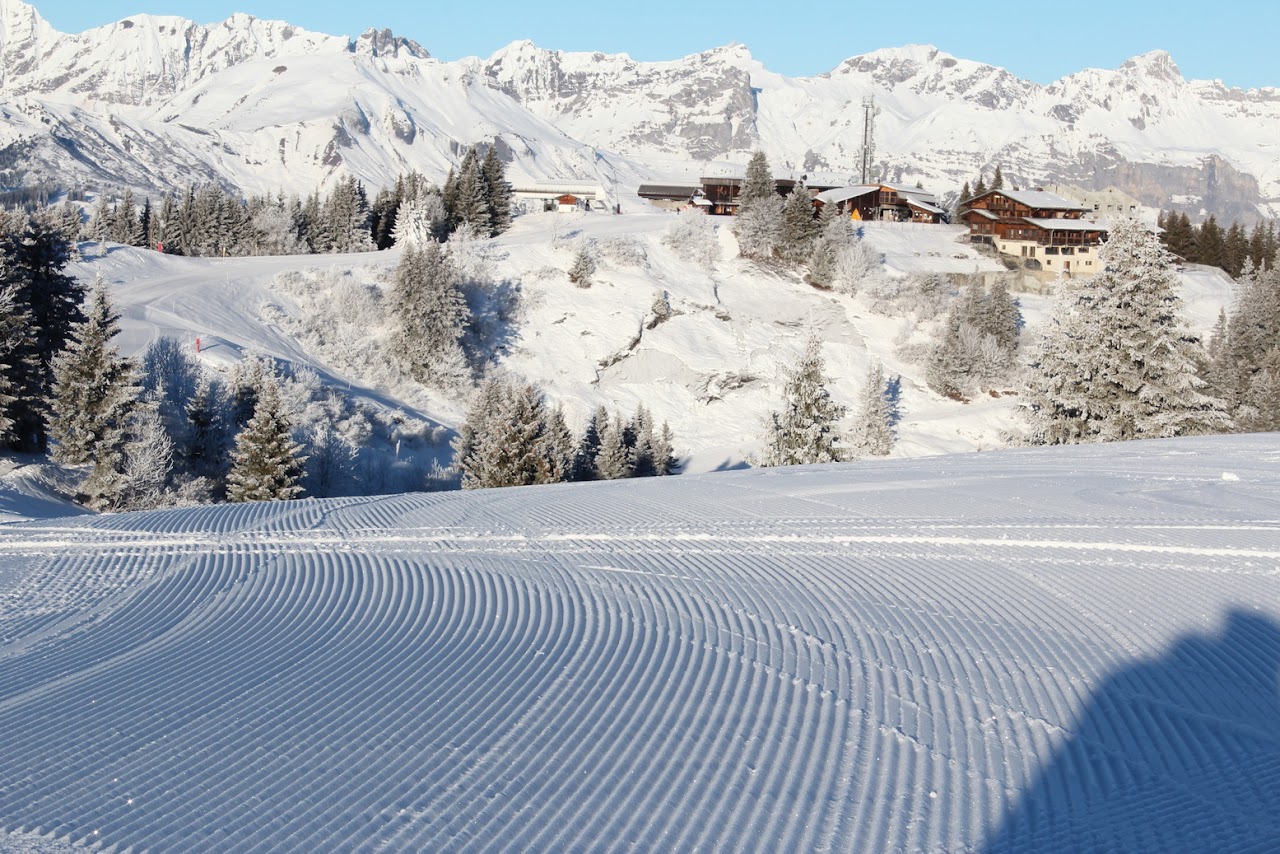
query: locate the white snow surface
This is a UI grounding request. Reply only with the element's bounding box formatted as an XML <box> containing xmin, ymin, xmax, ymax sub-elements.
<box><xmin>0</xmin><ymin>433</ymin><xmax>1277</xmax><ymax>851</ymax></box>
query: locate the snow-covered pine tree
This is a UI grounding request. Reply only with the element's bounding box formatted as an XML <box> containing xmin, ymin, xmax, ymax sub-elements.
<box><xmin>390</xmin><ymin>195</ymin><xmax>446</xmax><ymax>248</ymax></box>
<box><xmin>652</xmin><ymin>421</ymin><xmax>677</xmax><ymax>475</ymax></box>
<box><xmin>568</xmin><ymin>242</ymin><xmax>597</xmax><ymax>287</ymax></box>
<box><xmin>807</xmin><ymin>214</ymin><xmax>852</xmax><ymax>289</ymax></box>
<box><xmin>758</xmin><ymin>334</ymin><xmax>847</xmax><ymax>467</ymax></box>
<box><xmin>1025</xmin><ymin>219</ymin><xmax>1229</xmax><ymax>444</ymax></box>
<box><xmin>780</xmin><ymin>182</ymin><xmax>819</xmax><ymax>263</ymax></box>
<box><xmin>481</xmin><ymin>145</ymin><xmax>513</xmax><ymax>236</ymax></box>
<box><xmin>226</xmin><ymin>368</ymin><xmax>307</xmax><ymax>502</ymax></box>
<box><xmin>848</xmin><ymin>361</ymin><xmax>895</xmax><ymax>458</ymax></box>
<box><xmin>538</xmin><ymin>405</ymin><xmax>576</xmax><ymax>484</ymax></box>
<box><xmin>183</xmin><ymin>376</ymin><xmax>232</xmax><ymax>490</ymax></box>
<box><xmin>450</xmin><ymin>148</ymin><xmax>491</xmax><ymax>236</ymax></box>
<box><xmin>2</xmin><ymin>214</ymin><xmax>85</xmax><ymax>452</ymax></box>
<box><xmin>89</xmin><ymin>194</ymin><xmax>113</xmax><ymax>242</ymax></box>
<box><xmin>302</xmin><ymin>421</ymin><xmax>357</xmax><ymax>499</ymax></box>
<box><xmin>628</xmin><ymin>406</ymin><xmax>657</xmax><ymax>477</ymax></box>
<box><xmin>116</xmin><ymin>401</ymin><xmax>175</xmax><ymax>511</ymax></box>
<box><xmin>49</xmin><ymin>283</ymin><xmax>138</xmax><ymax>466</ymax></box>
<box><xmin>991</xmin><ymin>165</ymin><xmax>1004</xmax><ymax>191</ymax></box>
<box><xmin>734</xmin><ymin>151</ymin><xmax>783</xmax><ymax>261</ymax></box>
<box><xmin>740</xmin><ymin>151</ymin><xmax>776</xmax><ymax>206</ymax></box>
<box><xmin>572</xmin><ymin>405</ymin><xmax>608</xmax><ymax>481</ymax></box>
<box><xmin>141</xmin><ymin>336</ymin><xmax>203</xmax><ymax>445</ymax></box>
<box><xmin>0</xmin><ymin>284</ymin><xmax>34</xmax><ymax>445</ymax></box>
<box><xmin>734</xmin><ymin>196</ymin><xmax>784</xmax><ymax>261</ymax></box>
<box><xmin>389</xmin><ymin>241</ymin><xmax>470</xmax><ymax>388</ymax></box>
<box><xmin>455</xmin><ymin>378</ymin><xmax>559</xmax><ymax>489</ymax></box>
<box><xmin>1220</xmin><ymin>264</ymin><xmax>1280</xmax><ymax>405</ymax></box>
<box><xmin>594</xmin><ymin>415</ymin><xmax>633</xmax><ymax>480</ymax></box>
<box><xmin>49</xmin><ymin>284</ymin><xmax>140</xmax><ymax>508</ymax></box>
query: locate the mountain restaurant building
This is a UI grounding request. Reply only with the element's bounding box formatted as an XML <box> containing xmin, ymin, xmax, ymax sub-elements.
<box><xmin>962</xmin><ymin>188</ymin><xmax>1109</xmax><ymax>274</ymax></box>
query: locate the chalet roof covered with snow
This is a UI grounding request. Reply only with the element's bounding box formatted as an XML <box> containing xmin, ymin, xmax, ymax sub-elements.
<box><xmin>815</xmin><ymin>185</ymin><xmax>879</xmax><ymax>204</ymax></box>
<box><xmin>1023</xmin><ymin>217</ymin><xmax>1110</xmax><ymax>231</ymax></box>
<box><xmin>980</xmin><ymin>188</ymin><xmax>1090</xmax><ymax>211</ymax></box>
<box><xmin>904</xmin><ymin>197</ymin><xmax>946</xmax><ymax>216</ymax></box>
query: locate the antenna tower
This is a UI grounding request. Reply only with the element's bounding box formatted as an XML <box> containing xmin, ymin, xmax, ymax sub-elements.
<box><xmin>858</xmin><ymin>96</ymin><xmax>879</xmax><ymax>184</ymax></box>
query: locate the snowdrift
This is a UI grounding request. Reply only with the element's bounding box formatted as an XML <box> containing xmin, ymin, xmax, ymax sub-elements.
<box><xmin>0</xmin><ymin>434</ymin><xmax>1278</xmax><ymax>851</ymax></box>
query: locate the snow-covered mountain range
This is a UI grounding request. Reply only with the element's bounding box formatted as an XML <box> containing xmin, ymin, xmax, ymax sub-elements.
<box><xmin>2</xmin><ymin>0</ymin><xmax>1278</xmax><ymax>219</ymax></box>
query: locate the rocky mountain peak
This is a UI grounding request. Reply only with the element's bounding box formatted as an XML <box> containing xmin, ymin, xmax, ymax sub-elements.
<box><xmin>1120</xmin><ymin>50</ymin><xmax>1184</xmax><ymax>84</ymax></box>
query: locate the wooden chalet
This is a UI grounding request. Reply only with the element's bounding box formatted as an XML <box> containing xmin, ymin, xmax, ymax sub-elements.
<box><xmin>961</xmin><ymin>189</ymin><xmax>1108</xmax><ymax>274</ymax></box>
<box><xmin>814</xmin><ymin>184</ymin><xmax>945</xmax><ymax>224</ymax></box>
<box><xmin>637</xmin><ymin>183</ymin><xmax>700</xmax><ymax>211</ymax></box>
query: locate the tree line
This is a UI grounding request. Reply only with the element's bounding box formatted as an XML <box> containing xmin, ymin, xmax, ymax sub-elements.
<box><xmin>1156</xmin><ymin>211</ymin><xmax>1278</xmax><ymax>277</ymax></box>
<box><xmin>85</xmin><ymin>143</ymin><xmax>514</xmax><ymax>257</ymax></box>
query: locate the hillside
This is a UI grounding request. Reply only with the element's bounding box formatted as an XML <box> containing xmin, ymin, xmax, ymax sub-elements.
<box><xmin>69</xmin><ymin>206</ymin><xmax>1235</xmax><ymax>475</ymax></box>
<box><xmin>0</xmin><ymin>434</ymin><xmax>1277</xmax><ymax>850</ymax></box>
<box><xmin>1</xmin><ymin>0</ymin><xmax>1278</xmax><ymax>218</ymax></box>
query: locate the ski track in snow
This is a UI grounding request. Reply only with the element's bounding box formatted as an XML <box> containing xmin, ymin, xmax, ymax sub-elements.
<box><xmin>0</xmin><ymin>435</ymin><xmax>1278</xmax><ymax>851</ymax></box>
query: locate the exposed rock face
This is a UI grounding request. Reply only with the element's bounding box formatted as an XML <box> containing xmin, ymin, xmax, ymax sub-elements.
<box><xmin>0</xmin><ymin>0</ymin><xmax>1276</xmax><ymax>219</ymax></box>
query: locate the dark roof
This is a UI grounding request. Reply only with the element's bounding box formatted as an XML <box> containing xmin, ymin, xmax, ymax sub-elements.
<box><xmin>637</xmin><ymin>184</ymin><xmax>699</xmax><ymax>199</ymax></box>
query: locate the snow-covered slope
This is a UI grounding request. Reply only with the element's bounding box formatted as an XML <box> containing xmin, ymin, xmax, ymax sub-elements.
<box><xmin>74</xmin><ymin>208</ymin><xmax>1236</xmax><ymax>470</ymax></box>
<box><xmin>0</xmin><ymin>434</ymin><xmax>1277</xmax><ymax>850</ymax></box>
<box><xmin>1</xmin><ymin>0</ymin><xmax>1277</xmax><ymax>218</ymax></box>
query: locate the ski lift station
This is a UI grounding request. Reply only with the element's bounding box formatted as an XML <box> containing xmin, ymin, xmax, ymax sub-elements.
<box><xmin>511</xmin><ymin>181</ymin><xmax>608</xmax><ymax>213</ymax></box>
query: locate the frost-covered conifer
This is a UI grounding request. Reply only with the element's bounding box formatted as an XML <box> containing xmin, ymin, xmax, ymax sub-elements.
<box><xmin>538</xmin><ymin>405</ymin><xmax>576</xmax><ymax>484</ymax></box>
<box><xmin>141</xmin><ymin>336</ymin><xmax>203</xmax><ymax>445</ymax></box>
<box><xmin>572</xmin><ymin>405</ymin><xmax>608</xmax><ymax>481</ymax></box>
<box><xmin>848</xmin><ymin>361</ymin><xmax>895</xmax><ymax>458</ymax></box>
<box><xmin>389</xmin><ymin>242</ymin><xmax>470</xmax><ymax>388</ymax></box>
<box><xmin>628</xmin><ymin>406</ymin><xmax>657</xmax><ymax>477</ymax></box>
<box><xmin>734</xmin><ymin>151</ymin><xmax>783</xmax><ymax>261</ymax></box>
<box><xmin>390</xmin><ymin>195</ymin><xmax>446</xmax><ymax>248</ymax></box>
<box><xmin>568</xmin><ymin>243</ymin><xmax>597</xmax><ymax>288</ymax></box>
<box><xmin>652</xmin><ymin>421</ymin><xmax>677</xmax><ymax>476</ymax></box>
<box><xmin>303</xmin><ymin>421</ymin><xmax>357</xmax><ymax>499</ymax></box>
<box><xmin>759</xmin><ymin>335</ymin><xmax>846</xmax><ymax>467</ymax></box>
<box><xmin>740</xmin><ymin>151</ymin><xmax>776</xmax><ymax>206</ymax></box>
<box><xmin>49</xmin><ymin>284</ymin><xmax>138</xmax><ymax>468</ymax></box>
<box><xmin>594</xmin><ymin>415</ymin><xmax>633</xmax><ymax>480</ymax></box>
<box><xmin>1025</xmin><ymin>219</ymin><xmax>1229</xmax><ymax>443</ymax></box>
<box><xmin>780</xmin><ymin>183</ymin><xmax>819</xmax><ymax>263</ymax></box>
<box><xmin>481</xmin><ymin>145</ymin><xmax>513</xmax><ymax>236</ymax></box>
<box><xmin>116</xmin><ymin>402</ymin><xmax>175</xmax><ymax>511</ymax></box>
<box><xmin>455</xmin><ymin>378</ymin><xmax>559</xmax><ymax>489</ymax></box>
<box><xmin>450</xmin><ymin>148</ymin><xmax>491</xmax><ymax>236</ymax></box>
<box><xmin>227</xmin><ymin>370</ymin><xmax>307</xmax><ymax>502</ymax></box>
<box><xmin>0</xmin><ymin>285</ymin><xmax>34</xmax><ymax>444</ymax></box>
<box><xmin>183</xmin><ymin>376</ymin><xmax>232</xmax><ymax>489</ymax></box>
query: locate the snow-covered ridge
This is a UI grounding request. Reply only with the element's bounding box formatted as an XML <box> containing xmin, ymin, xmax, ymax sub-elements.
<box><xmin>1</xmin><ymin>0</ymin><xmax>1278</xmax><ymax>217</ymax></box>
<box><xmin>0</xmin><ymin>434</ymin><xmax>1277</xmax><ymax>850</ymax></box>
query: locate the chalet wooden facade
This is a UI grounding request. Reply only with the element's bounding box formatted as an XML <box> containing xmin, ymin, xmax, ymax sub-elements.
<box><xmin>639</xmin><ymin>176</ymin><xmax>844</xmax><ymax>216</ymax></box>
<box><xmin>814</xmin><ymin>184</ymin><xmax>945</xmax><ymax>224</ymax></box>
<box><xmin>961</xmin><ymin>189</ymin><xmax>1108</xmax><ymax>274</ymax></box>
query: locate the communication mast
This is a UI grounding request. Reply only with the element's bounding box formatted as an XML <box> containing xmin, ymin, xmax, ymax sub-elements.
<box><xmin>858</xmin><ymin>96</ymin><xmax>879</xmax><ymax>185</ymax></box>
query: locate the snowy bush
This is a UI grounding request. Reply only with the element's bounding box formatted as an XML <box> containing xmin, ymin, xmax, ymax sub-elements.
<box><xmin>599</xmin><ymin>236</ymin><xmax>648</xmax><ymax>268</ymax></box>
<box><xmin>663</xmin><ymin>213</ymin><xmax>721</xmax><ymax>271</ymax></box>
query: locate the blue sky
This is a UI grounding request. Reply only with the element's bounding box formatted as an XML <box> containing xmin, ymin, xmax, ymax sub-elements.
<box><xmin>31</xmin><ymin>0</ymin><xmax>1279</xmax><ymax>89</ymax></box>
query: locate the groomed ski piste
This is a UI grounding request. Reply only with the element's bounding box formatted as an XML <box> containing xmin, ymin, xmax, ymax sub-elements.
<box><xmin>0</xmin><ymin>434</ymin><xmax>1278</xmax><ymax>851</ymax></box>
